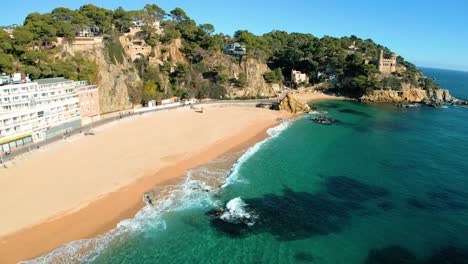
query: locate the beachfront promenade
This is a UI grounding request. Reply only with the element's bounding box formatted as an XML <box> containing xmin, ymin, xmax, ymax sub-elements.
<box><xmin>0</xmin><ymin>101</ymin><xmax>286</xmax><ymax>263</ymax></box>
<box><xmin>0</xmin><ymin>99</ymin><xmax>277</xmax><ymax>164</ymax></box>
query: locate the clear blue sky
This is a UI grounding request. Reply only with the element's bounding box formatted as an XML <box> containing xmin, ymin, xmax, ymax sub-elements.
<box><xmin>1</xmin><ymin>0</ymin><xmax>467</xmax><ymax>71</ymax></box>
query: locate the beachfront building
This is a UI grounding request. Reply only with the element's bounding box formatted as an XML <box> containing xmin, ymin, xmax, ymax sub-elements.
<box><xmin>0</xmin><ymin>76</ymin><xmax>81</xmax><ymax>153</ymax></box>
<box><xmin>291</xmin><ymin>69</ymin><xmax>309</xmax><ymax>85</ymax></box>
<box><xmin>76</xmin><ymin>81</ymin><xmax>100</xmax><ymax>125</ymax></box>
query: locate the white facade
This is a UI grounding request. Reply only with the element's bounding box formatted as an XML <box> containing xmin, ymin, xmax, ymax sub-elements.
<box><xmin>132</xmin><ymin>19</ymin><xmax>161</xmax><ymax>29</ymax></box>
<box><xmin>0</xmin><ymin>77</ymin><xmax>81</xmax><ymax>152</ymax></box>
<box><xmin>291</xmin><ymin>69</ymin><xmax>309</xmax><ymax>84</ymax></box>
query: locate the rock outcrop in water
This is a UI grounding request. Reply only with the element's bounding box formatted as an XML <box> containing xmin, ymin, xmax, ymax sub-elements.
<box><xmin>278</xmin><ymin>93</ymin><xmax>311</xmax><ymax>113</ymax></box>
<box><xmin>360</xmin><ymin>82</ymin><xmax>458</xmax><ymax>107</ymax></box>
<box><xmin>360</xmin><ymin>86</ymin><xmax>427</xmax><ymax>103</ymax></box>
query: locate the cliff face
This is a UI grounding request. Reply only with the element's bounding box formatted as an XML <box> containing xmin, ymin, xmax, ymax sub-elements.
<box><xmin>360</xmin><ymin>83</ymin><xmax>453</xmax><ymax>103</ymax></box>
<box><xmin>426</xmin><ymin>88</ymin><xmax>453</xmax><ymax>102</ymax></box>
<box><xmin>203</xmin><ymin>53</ymin><xmax>279</xmax><ymax>97</ymax></box>
<box><xmin>360</xmin><ymin>88</ymin><xmax>427</xmax><ymax>103</ymax></box>
<box><xmin>278</xmin><ymin>93</ymin><xmax>311</xmax><ymax>113</ymax></box>
<box><xmin>63</xmin><ymin>42</ymin><xmax>140</xmax><ymax>113</ymax></box>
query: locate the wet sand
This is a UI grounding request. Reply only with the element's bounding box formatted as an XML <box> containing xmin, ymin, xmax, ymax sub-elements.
<box><xmin>0</xmin><ymin>105</ymin><xmax>288</xmax><ymax>263</ymax></box>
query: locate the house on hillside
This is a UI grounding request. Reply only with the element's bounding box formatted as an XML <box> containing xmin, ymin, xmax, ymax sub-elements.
<box><xmin>291</xmin><ymin>69</ymin><xmax>309</xmax><ymax>85</ymax></box>
<box><xmin>76</xmin><ymin>26</ymin><xmax>100</xmax><ymax>37</ymax></box>
<box><xmin>223</xmin><ymin>42</ymin><xmax>246</xmax><ymax>56</ymax></box>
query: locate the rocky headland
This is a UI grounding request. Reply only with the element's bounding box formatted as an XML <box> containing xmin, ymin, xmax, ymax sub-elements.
<box><xmin>360</xmin><ymin>84</ymin><xmax>466</xmax><ymax>107</ymax></box>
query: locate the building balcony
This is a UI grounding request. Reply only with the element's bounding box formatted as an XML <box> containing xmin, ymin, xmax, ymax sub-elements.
<box><xmin>0</xmin><ymin>98</ymin><xmax>31</xmax><ymax>105</ymax></box>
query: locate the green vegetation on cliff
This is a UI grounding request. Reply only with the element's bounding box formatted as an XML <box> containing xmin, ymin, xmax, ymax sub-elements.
<box><xmin>0</xmin><ymin>3</ymin><xmax>437</xmax><ymax>103</ymax></box>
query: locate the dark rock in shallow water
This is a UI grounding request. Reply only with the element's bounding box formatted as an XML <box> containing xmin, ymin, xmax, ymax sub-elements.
<box><xmin>423</xmin><ymin>99</ymin><xmax>445</xmax><ymax>108</ymax></box>
<box><xmin>407</xmin><ymin>189</ymin><xmax>468</xmax><ymax>211</ymax></box>
<box><xmin>326</xmin><ymin>176</ymin><xmax>390</xmax><ymax>202</ymax></box>
<box><xmin>427</xmin><ymin>246</ymin><xmax>468</xmax><ymax>264</ymax></box>
<box><xmin>366</xmin><ymin>245</ymin><xmax>468</xmax><ymax>264</ymax></box>
<box><xmin>294</xmin><ymin>252</ymin><xmax>316</xmax><ymax>262</ymax></box>
<box><xmin>406</xmin><ymin>197</ymin><xmax>434</xmax><ymax>210</ymax></box>
<box><xmin>449</xmin><ymin>97</ymin><xmax>468</xmax><ymax>106</ymax></box>
<box><xmin>311</xmin><ymin>116</ymin><xmax>339</xmax><ymax>125</ymax></box>
<box><xmin>209</xmin><ymin>216</ymin><xmax>253</xmax><ymax>238</ymax></box>
<box><xmin>365</xmin><ymin>245</ymin><xmax>418</xmax><ymax>264</ymax></box>
<box><xmin>377</xmin><ymin>201</ymin><xmax>395</xmax><ymax>211</ymax></box>
<box><xmin>427</xmin><ymin>189</ymin><xmax>468</xmax><ymax>210</ymax></box>
<box><xmin>209</xmin><ymin>177</ymin><xmax>391</xmax><ymax>241</ymax></box>
<box><xmin>209</xmin><ymin>188</ymin><xmax>366</xmax><ymax>241</ymax></box>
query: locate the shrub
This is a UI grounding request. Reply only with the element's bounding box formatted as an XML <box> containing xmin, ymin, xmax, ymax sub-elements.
<box><xmin>381</xmin><ymin>77</ymin><xmax>402</xmax><ymax>90</ymax></box>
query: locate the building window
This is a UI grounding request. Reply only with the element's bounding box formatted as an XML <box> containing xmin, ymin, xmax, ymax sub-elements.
<box><xmin>9</xmin><ymin>141</ymin><xmax>16</xmax><ymax>149</ymax></box>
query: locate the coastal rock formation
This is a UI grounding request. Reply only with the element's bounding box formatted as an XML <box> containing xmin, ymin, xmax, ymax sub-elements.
<box><xmin>203</xmin><ymin>53</ymin><xmax>279</xmax><ymax>98</ymax></box>
<box><xmin>360</xmin><ymin>83</ymin><xmax>454</xmax><ymax>104</ymax></box>
<box><xmin>427</xmin><ymin>88</ymin><xmax>453</xmax><ymax>102</ymax></box>
<box><xmin>278</xmin><ymin>93</ymin><xmax>311</xmax><ymax>113</ymax></box>
<box><xmin>360</xmin><ymin>88</ymin><xmax>427</xmax><ymax>103</ymax></box>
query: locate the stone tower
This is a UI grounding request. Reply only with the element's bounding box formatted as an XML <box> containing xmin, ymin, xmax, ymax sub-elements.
<box><xmin>378</xmin><ymin>50</ymin><xmax>397</xmax><ymax>73</ymax></box>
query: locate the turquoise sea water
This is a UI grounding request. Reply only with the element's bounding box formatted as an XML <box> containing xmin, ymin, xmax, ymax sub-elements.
<box><xmin>28</xmin><ymin>68</ymin><xmax>468</xmax><ymax>264</ymax></box>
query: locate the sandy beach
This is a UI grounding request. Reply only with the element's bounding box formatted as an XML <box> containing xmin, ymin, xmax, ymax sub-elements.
<box><xmin>0</xmin><ymin>105</ymin><xmax>289</xmax><ymax>263</ymax></box>
<box><xmin>295</xmin><ymin>90</ymin><xmax>347</xmax><ymax>102</ymax></box>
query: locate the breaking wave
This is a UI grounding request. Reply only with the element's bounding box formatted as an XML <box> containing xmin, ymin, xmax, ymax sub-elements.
<box><xmin>21</xmin><ymin>120</ymin><xmax>292</xmax><ymax>264</ymax></box>
<box><xmin>220</xmin><ymin>197</ymin><xmax>257</xmax><ymax>226</ymax></box>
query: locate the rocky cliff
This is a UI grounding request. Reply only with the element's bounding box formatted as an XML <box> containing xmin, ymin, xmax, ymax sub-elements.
<box><xmin>360</xmin><ymin>88</ymin><xmax>427</xmax><ymax>103</ymax></box>
<box><xmin>360</xmin><ymin>83</ymin><xmax>454</xmax><ymax>104</ymax></box>
<box><xmin>278</xmin><ymin>92</ymin><xmax>311</xmax><ymax>113</ymax></box>
<box><xmin>62</xmin><ymin>42</ymin><xmax>139</xmax><ymax>113</ymax></box>
<box><xmin>203</xmin><ymin>53</ymin><xmax>279</xmax><ymax>98</ymax></box>
<box><xmin>426</xmin><ymin>88</ymin><xmax>453</xmax><ymax>102</ymax></box>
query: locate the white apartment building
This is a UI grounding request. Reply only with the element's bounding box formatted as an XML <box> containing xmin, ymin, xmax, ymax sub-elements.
<box><xmin>0</xmin><ymin>76</ymin><xmax>81</xmax><ymax>153</ymax></box>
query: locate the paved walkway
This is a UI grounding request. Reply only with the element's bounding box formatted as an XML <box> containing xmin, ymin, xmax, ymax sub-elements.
<box><xmin>0</xmin><ymin>99</ymin><xmax>276</xmax><ymax>164</ymax></box>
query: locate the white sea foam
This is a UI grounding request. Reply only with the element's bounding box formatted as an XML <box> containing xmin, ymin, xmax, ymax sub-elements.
<box><xmin>22</xmin><ymin>119</ymin><xmax>293</xmax><ymax>263</ymax></box>
<box><xmin>223</xmin><ymin>119</ymin><xmax>292</xmax><ymax>187</ymax></box>
<box><xmin>21</xmin><ymin>172</ymin><xmax>219</xmax><ymax>264</ymax></box>
<box><xmin>220</xmin><ymin>197</ymin><xmax>256</xmax><ymax>226</ymax></box>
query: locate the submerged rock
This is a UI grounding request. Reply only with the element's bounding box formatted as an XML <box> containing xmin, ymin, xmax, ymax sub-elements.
<box><xmin>208</xmin><ymin>197</ymin><xmax>257</xmax><ymax>227</ymax></box>
<box><xmin>311</xmin><ymin>116</ymin><xmax>338</xmax><ymax>125</ymax></box>
<box><xmin>278</xmin><ymin>93</ymin><xmax>311</xmax><ymax>113</ymax></box>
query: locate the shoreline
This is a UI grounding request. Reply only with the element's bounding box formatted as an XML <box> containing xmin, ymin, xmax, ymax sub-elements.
<box><xmin>0</xmin><ymin>108</ymin><xmax>285</xmax><ymax>263</ymax></box>
<box><xmin>0</xmin><ymin>96</ymin><xmax>342</xmax><ymax>263</ymax></box>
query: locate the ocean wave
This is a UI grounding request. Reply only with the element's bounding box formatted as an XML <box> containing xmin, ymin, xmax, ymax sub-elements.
<box><xmin>22</xmin><ymin>119</ymin><xmax>293</xmax><ymax>263</ymax></box>
<box><xmin>219</xmin><ymin>197</ymin><xmax>257</xmax><ymax>226</ymax></box>
<box><xmin>21</xmin><ymin>172</ymin><xmax>220</xmax><ymax>264</ymax></box>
